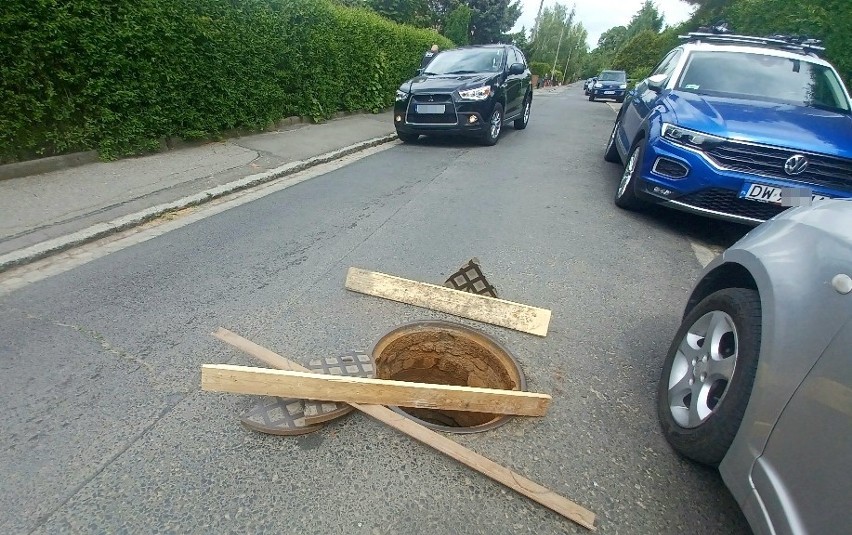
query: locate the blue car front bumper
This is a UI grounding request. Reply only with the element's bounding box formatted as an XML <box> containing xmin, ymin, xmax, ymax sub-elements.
<box><xmin>592</xmin><ymin>88</ymin><xmax>626</xmax><ymax>100</ymax></box>
<box><xmin>634</xmin><ymin>138</ymin><xmax>850</xmax><ymax>225</ymax></box>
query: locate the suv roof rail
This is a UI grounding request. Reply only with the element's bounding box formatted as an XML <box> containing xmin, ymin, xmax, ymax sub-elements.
<box><xmin>679</xmin><ymin>32</ymin><xmax>826</xmax><ymax>57</ymax></box>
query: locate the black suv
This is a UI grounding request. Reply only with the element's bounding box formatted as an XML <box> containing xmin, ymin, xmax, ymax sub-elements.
<box><xmin>394</xmin><ymin>45</ymin><xmax>533</xmax><ymax>146</ymax></box>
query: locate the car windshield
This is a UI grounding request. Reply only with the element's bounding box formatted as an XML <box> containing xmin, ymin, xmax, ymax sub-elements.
<box><xmin>676</xmin><ymin>51</ymin><xmax>851</xmax><ymax>113</ymax></box>
<box><xmin>424</xmin><ymin>48</ymin><xmax>505</xmax><ymax>75</ymax></box>
<box><xmin>599</xmin><ymin>71</ymin><xmax>626</xmax><ymax>82</ymax></box>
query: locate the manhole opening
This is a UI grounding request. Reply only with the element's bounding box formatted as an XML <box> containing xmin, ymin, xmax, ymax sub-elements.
<box><xmin>372</xmin><ymin>321</ymin><xmax>526</xmax><ymax>434</ymax></box>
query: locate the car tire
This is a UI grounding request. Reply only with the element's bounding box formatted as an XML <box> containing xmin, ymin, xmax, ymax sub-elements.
<box><xmin>514</xmin><ymin>96</ymin><xmax>531</xmax><ymax>130</ymax></box>
<box><xmin>397</xmin><ymin>132</ymin><xmax>419</xmax><ymax>143</ymax></box>
<box><xmin>614</xmin><ymin>141</ymin><xmax>648</xmax><ymax>210</ymax></box>
<box><xmin>481</xmin><ymin>102</ymin><xmax>504</xmax><ymax>146</ymax></box>
<box><xmin>588</xmin><ymin>94</ymin><xmax>595</xmax><ymax>102</ymax></box>
<box><xmin>604</xmin><ymin>119</ymin><xmax>622</xmax><ymax>164</ymax></box>
<box><xmin>657</xmin><ymin>288</ymin><xmax>762</xmax><ymax>466</ymax></box>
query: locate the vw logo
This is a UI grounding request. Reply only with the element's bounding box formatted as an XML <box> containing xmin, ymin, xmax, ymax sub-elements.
<box><xmin>784</xmin><ymin>154</ymin><xmax>809</xmax><ymax>176</ymax></box>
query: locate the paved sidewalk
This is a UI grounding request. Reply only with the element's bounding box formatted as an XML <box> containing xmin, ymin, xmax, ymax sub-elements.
<box><xmin>0</xmin><ymin>86</ymin><xmax>574</xmax><ymax>270</ymax></box>
<box><xmin>0</xmin><ymin>111</ymin><xmax>395</xmax><ymax>264</ymax></box>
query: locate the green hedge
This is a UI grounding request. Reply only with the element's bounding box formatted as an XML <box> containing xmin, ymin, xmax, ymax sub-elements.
<box><xmin>0</xmin><ymin>0</ymin><xmax>451</xmax><ymax>162</ymax></box>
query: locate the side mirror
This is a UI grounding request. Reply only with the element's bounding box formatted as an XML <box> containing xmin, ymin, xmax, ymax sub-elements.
<box><xmin>647</xmin><ymin>73</ymin><xmax>668</xmax><ymax>92</ymax></box>
<box><xmin>508</xmin><ymin>63</ymin><xmax>525</xmax><ymax>76</ymax></box>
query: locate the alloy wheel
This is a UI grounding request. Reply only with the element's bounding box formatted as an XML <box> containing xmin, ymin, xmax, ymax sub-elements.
<box><xmin>667</xmin><ymin>310</ymin><xmax>739</xmax><ymax>428</ymax></box>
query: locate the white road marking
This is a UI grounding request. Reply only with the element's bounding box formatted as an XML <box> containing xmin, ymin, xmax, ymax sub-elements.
<box><xmin>690</xmin><ymin>241</ymin><xmax>722</xmax><ymax>268</ymax></box>
<box><xmin>0</xmin><ymin>142</ymin><xmax>399</xmax><ymax>295</ymax></box>
<box><xmin>606</xmin><ymin>102</ymin><xmax>619</xmax><ymax>114</ymax></box>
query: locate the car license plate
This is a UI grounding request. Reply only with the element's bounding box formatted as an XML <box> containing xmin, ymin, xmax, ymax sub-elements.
<box><xmin>416</xmin><ymin>104</ymin><xmax>445</xmax><ymax>114</ymax></box>
<box><xmin>739</xmin><ymin>183</ymin><xmax>830</xmax><ymax>205</ymax></box>
<box><xmin>604</xmin><ymin>91</ymin><xmax>615</xmax><ymax>95</ymax></box>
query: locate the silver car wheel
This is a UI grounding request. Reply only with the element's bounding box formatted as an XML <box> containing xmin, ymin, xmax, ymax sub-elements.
<box><xmin>490</xmin><ymin>108</ymin><xmax>502</xmax><ymax>139</ymax></box>
<box><xmin>618</xmin><ymin>147</ymin><xmax>639</xmax><ymax>199</ymax></box>
<box><xmin>523</xmin><ymin>100</ymin><xmax>531</xmax><ymax>124</ymax></box>
<box><xmin>667</xmin><ymin>310</ymin><xmax>738</xmax><ymax>428</ymax></box>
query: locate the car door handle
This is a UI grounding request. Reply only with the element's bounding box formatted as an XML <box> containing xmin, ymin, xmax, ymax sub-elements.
<box><xmin>832</xmin><ymin>274</ymin><xmax>852</xmax><ymax>294</ymax></box>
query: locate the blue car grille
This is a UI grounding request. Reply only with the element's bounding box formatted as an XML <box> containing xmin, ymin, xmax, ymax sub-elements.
<box><xmin>706</xmin><ymin>142</ymin><xmax>852</xmax><ymax>192</ymax></box>
<box><xmin>677</xmin><ymin>188</ymin><xmax>788</xmax><ymax>221</ymax></box>
<box><xmin>406</xmin><ymin>94</ymin><xmax>458</xmax><ymax>125</ymax></box>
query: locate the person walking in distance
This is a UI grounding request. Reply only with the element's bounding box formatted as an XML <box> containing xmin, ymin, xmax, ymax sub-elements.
<box><xmin>421</xmin><ymin>44</ymin><xmax>439</xmax><ymax>71</ymax></box>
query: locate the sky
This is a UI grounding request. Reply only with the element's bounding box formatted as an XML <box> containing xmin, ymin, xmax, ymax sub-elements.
<box><xmin>512</xmin><ymin>0</ymin><xmax>696</xmax><ymax>48</ymax></box>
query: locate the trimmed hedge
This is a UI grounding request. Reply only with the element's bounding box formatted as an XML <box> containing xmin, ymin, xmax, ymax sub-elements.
<box><xmin>0</xmin><ymin>0</ymin><xmax>451</xmax><ymax>162</ymax></box>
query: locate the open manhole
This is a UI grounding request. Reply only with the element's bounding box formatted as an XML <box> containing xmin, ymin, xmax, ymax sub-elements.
<box><xmin>371</xmin><ymin>321</ymin><xmax>527</xmax><ymax>434</ymax></box>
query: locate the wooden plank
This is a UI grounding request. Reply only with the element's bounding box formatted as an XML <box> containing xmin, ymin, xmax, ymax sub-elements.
<box><xmin>201</xmin><ymin>364</ymin><xmax>551</xmax><ymax>417</ymax></box>
<box><xmin>344</xmin><ymin>267</ymin><xmax>552</xmax><ymax>337</ymax></box>
<box><xmin>211</xmin><ymin>328</ymin><xmax>596</xmax><ymax>531</ymax></box>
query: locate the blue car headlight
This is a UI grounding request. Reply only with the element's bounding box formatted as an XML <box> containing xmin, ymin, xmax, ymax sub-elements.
<box><xmin>458</xmin><ymin>85</ymin><xmax>492</xmax><ymax>101</ymax></box>
<box><xmin>661</xmin><ymin>123</ymin><xmax>725</xmax><ymax>150</ymax></box>
<box><xmin>395</xmin><ymin>89</ymin><xmax>408</xmax><ymax>102</ymax></box>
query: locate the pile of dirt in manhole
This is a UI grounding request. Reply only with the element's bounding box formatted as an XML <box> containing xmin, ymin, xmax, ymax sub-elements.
<box><xmin>372</xmin><ymin>321</ymin><xmax>526</xmax><ymax>433</ymax></box>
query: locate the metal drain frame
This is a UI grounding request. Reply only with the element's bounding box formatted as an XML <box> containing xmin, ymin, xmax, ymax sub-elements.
<box><xmin>371</xmin><ymin>320</ymin><xmax>528</xmax><ymax>434</ymax></box>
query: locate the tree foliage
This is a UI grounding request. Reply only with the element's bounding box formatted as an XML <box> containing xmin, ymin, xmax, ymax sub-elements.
<box><xmin>443</xmin><ymin>4</ymin><xmax>472</xmax><ymax>45</ymax></box>
<box><xmin>468</xmin><ymin>0</ymin><xmax>522</xmax><ymax>44</ymax></box>
<box><xmin>0</xmin><ymin>0</ymin><xmax>451</xmax><ymax>162</ymax></box>
<box><xmin>528</xmin><ymin>3</ymin><xmax>588</xmax><ymax>82</ymax></box>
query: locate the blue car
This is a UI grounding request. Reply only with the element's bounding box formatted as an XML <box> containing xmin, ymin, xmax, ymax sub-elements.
<box><xmin>604</xmin><ymin>32</ymin><xmax>852</xmax><ymax>224</ymax></box>
<box><xmin>589</xmin><ymin>70</ymin><xmax>627</xmax><ymax>102</ymax></box>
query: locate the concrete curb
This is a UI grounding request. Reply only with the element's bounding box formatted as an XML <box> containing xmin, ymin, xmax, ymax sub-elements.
<box><xmin>0</xmin><ymin>109</ymin><xmax>394</xmax><ymax>182</ymax></box>
<box><xmin>0</xmin><ymin>151</ymin><xmax>100</xmax><ymax>181</ymax></box>
<box><xmin>0</xmin><ymin>133</ymin><xmax>398</xmax><ymax>273</ymax></box>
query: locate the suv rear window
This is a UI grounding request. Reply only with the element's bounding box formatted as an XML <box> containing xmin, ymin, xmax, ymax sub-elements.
<box><xmin>677</xmin><ymin>51</ymin><xmax>851</xmax><ymax>113</ymax></box>
<box><xmin>599</xmin><ymin>71</ymin><xmax>626</xmax><ymax>82</ymax></box>
<box><xmin>424</xmin><ymin>48</ymin><xmax>505</xmax><ymax>75</ymax></box>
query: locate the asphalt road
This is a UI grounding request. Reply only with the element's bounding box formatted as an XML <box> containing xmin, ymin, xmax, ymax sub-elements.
<box><xmin>0</xmin><ymin>85</ymin><xmax>753</xmax><ymax>534</ymax></box>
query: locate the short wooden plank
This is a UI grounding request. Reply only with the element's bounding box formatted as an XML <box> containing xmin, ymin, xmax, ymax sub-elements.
<box><xmin>344</xmin><ymin>267</ymin><xmax>552</xmax><ymax>337</ymax></box>
<box><xmin>211</xmin><ymin>328</ymin><xmax>596</xmax><ymax>531</ymax></box>
<box><xmin>201</xmin><ymin>364</ymin><xmax>551</xmax><ymax>417</ymax></box>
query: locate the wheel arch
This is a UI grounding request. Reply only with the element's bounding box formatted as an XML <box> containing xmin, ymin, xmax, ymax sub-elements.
<box><xmin>685</xmin><ymin>262</ymin><xmax>759</xmax><ymax>320</ymax></box>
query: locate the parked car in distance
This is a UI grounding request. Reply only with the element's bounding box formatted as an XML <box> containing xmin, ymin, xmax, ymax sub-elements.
<box><xmin>605</xmin><ymin>31</ymin><xmax>852</xmax><ymax>224</ymax></box>
<box><xmin>393</xmin><ymin>44</ymin><xmax>533</xmax><ymax>146</ymax></box>
<box><xmin>588</xmin><ymin>70</ymin><xmax>627</xmax><ymax>102</ymax></box>
<box><xmin>656</xmin><ymin>198</ymin><xmax>852</xmax><ymax>535</ymax></box>
<box><xmin>583</xmin><ymin>77</ymin><xmax>597</xmax><ymax>95</ymax></box>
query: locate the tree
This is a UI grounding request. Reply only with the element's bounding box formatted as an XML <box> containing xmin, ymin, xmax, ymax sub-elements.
<box><xmin>468</xmin><ymin>0</ymin><xmax>523</xmax><ymax>44</ymax></box>
<box><xmin>625</xmin><ymin>0</ymin><xmax>664</xmax><ymax>39</ymax></box>
<box><xmin>365</xmin><ymin>0</ymin><xmax>433</xmax><ymax>27</ymax></box>
<box><xmin>443</xmin><ymin>4</ymin><xmax>472</xmax><ymax>44</ymax></box>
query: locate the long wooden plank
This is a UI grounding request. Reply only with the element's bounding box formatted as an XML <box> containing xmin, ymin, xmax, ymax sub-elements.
<box><xmin>344</xmin><ymin>267</ymin><xmax>552</xmax><ymax>337</ymax></box>
<box><xmin>211</xmin><ymin>328</ymin><xmax>596</xmax><ymax>531</ymax></box>
<box><xmin>201</xmin><ymin>364</ymin><xmax>550</xmax><ymax>417</ymax></box>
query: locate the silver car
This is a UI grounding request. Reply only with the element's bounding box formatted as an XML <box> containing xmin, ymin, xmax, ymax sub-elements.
<box><xmin>656</xmin><ymin>199</ymin><xmax>852</xmax><ymax>534</ymax></box>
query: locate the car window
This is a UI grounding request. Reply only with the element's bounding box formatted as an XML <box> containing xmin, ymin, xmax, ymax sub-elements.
<box><xmin>424</xmin><ymin>48</ymin><xmax>506</xmax><ymax>75</ymax></box>
<box><xmin>676</xmin><ymin>51</ymin><xmax>851</xmax><ymax>113</ymax></box>
<box><xmin>652</xmin><ymin>50</ymin><xmax>682</xmax><ymax>79</ymax></box>
<box><xmin>507</xmin><ymin>48</ymin><xmax>519</xmax><ymax>67</ymax></box>
<box><xmin>599</xmin><ymin>71</ymin><xmax>626</xmax><ymax>82</ymax></box>
<box><xmin>515</xmin><ymin>48</ymin><xmax>528</xmax><ymax>68</ymax></box>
